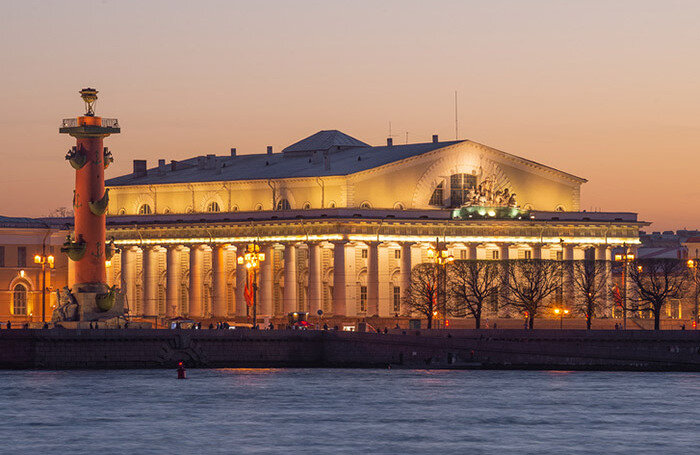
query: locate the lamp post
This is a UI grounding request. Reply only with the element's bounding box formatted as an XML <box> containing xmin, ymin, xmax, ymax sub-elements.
<box><xmin>237</xmin><ymin>242</ymin><xmax>265</xmax><ymax>329</ymax></box>
<box><xmin>553</xmin><ymin>308</ymin><xmax>569</xmax><ymax>330</ymax></box>
<box><xmin>614</xmin><ymin>245</ymin><xmax>635</xmax><ymax>330</ymax></box>
<box><xmin>688</xmin><ymin>258</ymin><xmax>698</xmax><ymax>330</ymax></box>
<box><xmin>427</xmin><ymin>237</ymin><xmax>454</xmax><ymax>329</ymax></box>
<box><xmin>33</xmin><ymin>252</ymin><xmax>55</xmax><ymax>323</ymax></box>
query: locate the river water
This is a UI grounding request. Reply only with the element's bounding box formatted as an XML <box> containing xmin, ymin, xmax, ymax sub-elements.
<box><xmin>1</xmin><ymin>369</ymin><xmax>698</xmax><ymax>454</ymax></box>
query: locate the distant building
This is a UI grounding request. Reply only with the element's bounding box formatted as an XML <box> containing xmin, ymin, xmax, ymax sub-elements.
<box><xmin>0</xmin><ymin>217</ymin><xmax>68</xmax><ymax>322</ymax></box>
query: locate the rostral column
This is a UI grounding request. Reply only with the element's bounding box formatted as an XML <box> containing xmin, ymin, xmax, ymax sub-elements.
<box><xmin>59</xmin><ymin>88</ymin><xmax>120</xmax><ymax>315</ymax></box>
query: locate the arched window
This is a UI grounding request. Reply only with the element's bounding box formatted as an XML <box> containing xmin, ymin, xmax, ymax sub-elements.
<box><xmin>232</xmin><ymin>205</ymin><xmax>239</xmax><ymax>212</ymax></box>
<box><xmin>138</xmin><ymin>204</ymin><xmax>152</xmax><ymax>215</ymax></box>
<box><xmin>276</xmin><ymin>199</ymin><xmax>291</xmax><ymax>211</ymax></box>
<box><xmin>207</xmin><ymin>201</ymin><xmax>220</xmax><ymax>212</ymax></box>
<box><xmin>302</xmin><ymin>202</ymin><xmax>311</xmax><ymax>210</ymax></box>
<box><xmin>450</xmin><ymin>173</ymin><xmax>477</xmax><ymax>207</ymax></box>
<box><xmin>117</xmin><ymin>208</ymin><xmax>126</xmax><ymax>215</ymax></box>
<box><xmin>360</xmin><ymin>201</ymin><xmax>372</xmax><ymax>209</ymax></box>
<box><xmin>429</xmin><ymin>182</ymin><xmax>444</xmax><ymax>206</ymax></box>
<box><xmin>254</xmin><ymin>204</ymin><xmax>263</xmax><ymax>211</ymax></box>
<box><xmin>394</xmin><ymin>202</ymin><xmax>405</xmax><ymax>210</ymax></box>
<box><xmin>328</xmin><ymin>201</ymin><xmax>336</xmax><ymax>208</ymax></box>
<box><xmin>556</xmin><ymin>205</ymin><xmax>565</xmax><ymax>212</ymax></box>
<box><xmin>163</xmin><ymin>208</ymin><xmax>171</xmax><ymax>214</ymax></box>
<box><xmin>13</xmin><ymin>284</ymin><xmax>27</xmax><ymax>315</ymax></box>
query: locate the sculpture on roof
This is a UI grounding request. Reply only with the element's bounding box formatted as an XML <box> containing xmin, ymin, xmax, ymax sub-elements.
<box><xmin>463</xmin><ymin>175</ymin><xmax>517</xmax><ymax>208</ymax></box>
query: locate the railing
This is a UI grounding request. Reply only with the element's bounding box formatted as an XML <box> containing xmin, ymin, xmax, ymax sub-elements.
<box><xmin>61</xmin><ymin>118</ymin><xmax>120</xmax><ymax>128</ymax></box>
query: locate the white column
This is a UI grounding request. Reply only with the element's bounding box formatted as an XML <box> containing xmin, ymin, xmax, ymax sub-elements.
<box><xmin>400</xmin><ymin>242</ymin><xmax>414</xmax><ymax>311</ymax></box>
<box><xmin>188</xmin><ymin>245</ymin><xmax>203</xmax><ymax>318</ymax></box>
<box><xmin>142</xmin><ymin>246</ymin><xmax>158</xmax><ymax>316</ymax></box>
<box><xmin>532</xmin><ymin>244</ymin><xmax>542</xmax><ymax>260</ymax></box>
<box><xmin>259</xmin><ymin>244</ymin><xmax>273</xmax><ymax>317</ymax></box>
<box><xmin>367</xmin><ymin>241</ymin><xmax>379</xmax><ymax>316</ymax></box>
<box><xmin>307</xmin><ymin>242</ymin><xmax>322</xmax><ymax>316</ymax></box>
<box><xmin>235</xmin><ymin>245</ymin><xmax>247</xmax><ymax>317</ymax></box>
<box><xmin>377</xmin><ymin>244</ymin><xmax>391</xmax><ymax>317</ymax></box>
<box><xmin>332</xmin><ymin>241</ymin><xmax>347</xmax><ymax>316</ymax></box>
<box><xmin>596</xmin><ymin>245</ymin><xmax>612</xmax><ymax>315</ymax></box>
<box><xmin>166</xmin><ymin>245</ymin><xmax>180</xmax><ymax>318</ymax></box>
<box><xmin>283</xmin><ymin>243</ymin><xmax>297</xmax><ymax>313</ymax></box>
<box><xmin>499</xmin><ymin>243</ymin><xmax>511</xmax><ymax>311</ymax></box>
<box><xmin>120</xmin><ymin>246</ymin><xmax>137</xmax><ymax>314</ymax></box>
<box><xmin>68</xmin><ymin>255</ymin><xmax>76</xmax><ymax>288</ymax></box>
<box><xmin>212</xmin><ymin>244</ymin><xmax>227</xmax><ymax>318</ymax></box>
<box><xmin>562</xmin><ymin>244</ymin><xmax>575</xmax><ymax>307</ymax></box>
<box><xmin>467</xmin><ymin>243</ymin><xmax>478</xmax><ymax>260</ymax></box>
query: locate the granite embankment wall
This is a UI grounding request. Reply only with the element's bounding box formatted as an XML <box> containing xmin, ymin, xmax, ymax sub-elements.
<box><xmin>0</xmin><ymin>329</ymin><xmax>699</xmax><ymax>371</ymax></box>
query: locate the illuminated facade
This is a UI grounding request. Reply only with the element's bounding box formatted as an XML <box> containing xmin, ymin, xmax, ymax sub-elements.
<box><xmin>0</xmin><ymin>217</ymin><xmax>68</xmax><ymax>322</ymax></box>
<box><xmin>102</xmin><ymin>131</ymin><xmax>645</xmax><ymax>319</ymax></box>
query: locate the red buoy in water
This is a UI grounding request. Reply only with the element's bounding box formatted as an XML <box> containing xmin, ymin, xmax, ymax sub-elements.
<box><xmin>177</xmin><ymin>361</ymin><xmax>186</xmax><ymax>379</ymax></box>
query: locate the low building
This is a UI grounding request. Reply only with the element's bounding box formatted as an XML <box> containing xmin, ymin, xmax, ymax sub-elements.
<box><xmin>0</xmin><ymin>217</ymin><xmax>69</xmax><ymax>323</ymax></box>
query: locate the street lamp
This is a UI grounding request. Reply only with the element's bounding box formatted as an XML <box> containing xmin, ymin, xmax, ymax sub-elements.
<box><xmin>553</xmin><ymin>308</ymin><xmax>569</xmax><ymax>329</ymax></box>
<box><xmin>33</xmin><ymin>253</ymin><xmax>55</xmax><ymax>323</ymax></box>
<box><xmin>688</xmin><ymin>259</ymin><xmax>698</xmax><ymax>330</ymax></box>
<box><xmin>553</xmin><ymin>307</ymin><xmax>569</xmax><ymax>329</ymax></box>
<box><xmin>237</xmin><ymin>242</ymin><xmax>265</xmax><ymax>329</ymax></box>
<box><xmin>427</xmin><ymin>237</ymin><xmax>454</xmax><ymax>329</ymax></box>
<box><xmin>614</xmin><ymin>246</ymin><xmax>635</xmax><ymax>330</ymax></box>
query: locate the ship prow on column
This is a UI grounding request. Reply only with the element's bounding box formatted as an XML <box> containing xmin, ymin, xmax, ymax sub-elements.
<box><xmin>53</xmin><ymin>88</ymin><xmax>145</xmax><ymax>327</ymax></box>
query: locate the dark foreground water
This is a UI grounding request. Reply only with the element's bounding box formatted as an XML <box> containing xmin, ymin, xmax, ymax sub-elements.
<box><xmin>1</xmin><ymin>369</ymin><xmax>698</xmax><ymax>454</ymax></box>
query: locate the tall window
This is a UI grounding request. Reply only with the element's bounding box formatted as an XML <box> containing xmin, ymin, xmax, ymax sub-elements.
<box><xmin>394</xmin><ymin>249</ymin><xmax>401</xmax><ymax>259</ymax></box>
<box><xmin>429</xmin><ymin>182</ymin><xmax>444</xmax><ymax>206</ymax></box>
<box><xmin>276</xmin><ymin>199</ymin><xmax>291</xmax><ymax>210</ymax></box>
<box><xmin>361</xmin><ymin>249</ymin><xmax>368</xmax><ymax>259</ymax></box>
<box><xmin>207</xmin><ymin>201</ymin><xmax>220</xmax><ymax>212</ymax></box>
<box><xmin>0</xmin><ymin>246</ymin><xmax>5</xmax><ymax>267</ymax></box>
<box><xmin>13</xmin><ymin>284</ymin><xmax>27</xmax><ymax>315</ymax></box>
<box><xmin>449</xmin><ymin>173</ymin><xmax>477</xmax><ymax>207</ymax></box>
<box><xmin>360</xmin><ymin>285</ymin><xmax>367</xmax><ymax>312</ymax></box>
<box><xmin>138</xmin><ymin>204</ymin><xmax>152</xmax><ymax>215</ymax></box>
<box><xmin>17</xmin><ymin>246</ymin><xmax>26</xmax><ymax>267</ymax></box>
<box><xmin>393</xmin><ymin>286</ymin><xmax>401</xmax><ymax>314</ymax></box>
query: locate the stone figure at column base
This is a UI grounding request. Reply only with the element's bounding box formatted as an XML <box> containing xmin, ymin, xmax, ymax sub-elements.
<box><xmin>52</xmin><ymin>282</ymin><xmax>143</xmax><ymax>327</ymax></box>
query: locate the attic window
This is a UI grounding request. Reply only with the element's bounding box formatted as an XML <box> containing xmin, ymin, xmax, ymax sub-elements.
<box><xmin>207</xmin><ymin>201</ymin><xmax>220</xmax><ymax>213</ymax></box>
<box><xmin>138</xmin><ymin>204</ymin><xmax>152</xmax><ymax>215</ymax></box>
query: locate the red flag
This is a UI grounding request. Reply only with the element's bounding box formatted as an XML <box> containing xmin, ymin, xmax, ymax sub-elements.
<box><xmin>613</xmin><ymin>286</ymin><xmax>622</xmax><ymax>308</ymax></box>
<box><xmin>244</xmin><ymin>277</ymin><xmax>254</xmax><ymax>307</ymax></box>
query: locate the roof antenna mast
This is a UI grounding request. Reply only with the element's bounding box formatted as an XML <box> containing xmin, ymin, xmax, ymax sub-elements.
<box><xmin>454</xmin><ymin>90</ymin><xmax>459</xmax><ymax>140</ymax></box>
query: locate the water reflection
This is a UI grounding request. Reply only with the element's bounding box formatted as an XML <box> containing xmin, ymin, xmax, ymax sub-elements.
<box><xmin>0</xmin><ymin>369</ymin><xmax>697</xmax><ymax>454</ymax></box>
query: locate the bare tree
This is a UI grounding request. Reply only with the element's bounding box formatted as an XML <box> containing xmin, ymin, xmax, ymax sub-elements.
<box><xmin>569</xmin><ymin>260</ymin><xmax>610</xmax><ymax>330</ymax></box>
<box><xmin>448</xmin><ymin>260</ymin><xmax>500</xmax><ymax>329</ymax></box>
<box><xmin>628</xmin><ymin>259</ymin><xmax>688</xmax><ymax>330</ymax></box>
<box><xmin>504</xmin><ymin>259</ymin><xmax>561</xmax><ymax>329</ymax></box>
<box><xmin>405</xmin><ymin>263</ymin><xmax>440</xmax><ymax>329</ymax></box>
<box><xmin>47</xmin><ymin>207</ymin><xmax>72</xmax><ymax>218</ymax></box>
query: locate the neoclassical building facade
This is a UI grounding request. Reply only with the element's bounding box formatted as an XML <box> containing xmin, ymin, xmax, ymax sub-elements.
<box><xmin>100</xmin><ymin>131</ymin><xmax>644</xmax><ymax>319</ymax></box>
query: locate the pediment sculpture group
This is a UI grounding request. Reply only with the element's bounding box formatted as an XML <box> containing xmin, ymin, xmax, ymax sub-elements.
<box><xmin>465</xmin><ymin>176</ymin><xmax>517</xmax><ymax>208</ymax></box>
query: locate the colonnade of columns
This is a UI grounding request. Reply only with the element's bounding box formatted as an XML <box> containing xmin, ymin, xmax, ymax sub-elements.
<box><xmin>115</xmin><ymin>241</ymin><xmax>618</xmax><ymax>320</ymax></box>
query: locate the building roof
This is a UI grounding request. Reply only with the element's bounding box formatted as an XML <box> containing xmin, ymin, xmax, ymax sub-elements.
<box><xmin>282</xmin><ymin>130</ymin><xmax>369</xmax><ymax>153</ymax></box>
<box><xmin>106</xmin><ymin>130</ymin><xmax>585</xmax><ymax>187</ymax></box>
<box><xmin>0</xmin><ymin>215</ymin><xmax>57</xmax><ymax>229</ymax></box>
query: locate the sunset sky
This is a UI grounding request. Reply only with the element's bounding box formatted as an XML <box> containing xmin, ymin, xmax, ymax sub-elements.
<box><xmin>1</xmin><ymin>0</ymin><xmax>698</xmax><ymax>231</ymax></box>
